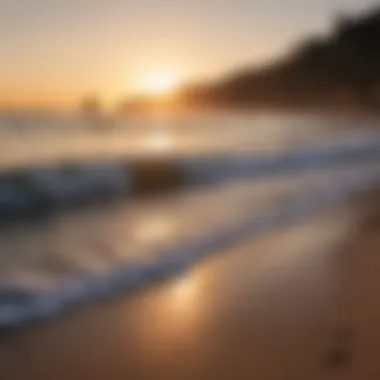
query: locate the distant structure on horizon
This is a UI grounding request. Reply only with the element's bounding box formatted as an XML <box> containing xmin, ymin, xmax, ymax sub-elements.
<box><xmin>80</xmin><ymin>95</ymin><xmax>103</xmax><ymax>117</ymax></box>
<box><xmin>79</xmin><ymin>95</ymin><xmax>113</xmax><ymax>129</ymax></box>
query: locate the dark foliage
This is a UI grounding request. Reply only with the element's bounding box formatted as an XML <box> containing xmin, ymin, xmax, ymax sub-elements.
<box><xmin>180</xmin><ymin>8</ymin><xmax>380</xmax><ymax>110</ymax></box>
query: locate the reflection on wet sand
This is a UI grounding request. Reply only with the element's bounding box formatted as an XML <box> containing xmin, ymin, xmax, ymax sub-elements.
<box><xmin>136</xmin><ymin>274</ymin><xmax>206</xmax><ymax>355</ymax></box>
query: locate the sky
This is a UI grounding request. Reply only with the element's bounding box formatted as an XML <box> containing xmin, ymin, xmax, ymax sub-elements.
<box><xmin>0</xmin><ymin>0</ymin><xmax>378</xmax><ymax>109</ymax></box>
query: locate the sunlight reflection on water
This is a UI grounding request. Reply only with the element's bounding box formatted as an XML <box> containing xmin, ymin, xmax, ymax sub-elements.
<box><xmin>0</xmin><ymin>111</ymin><xmax>377</xmax><ymax>168</ymax></box>
<box><xmin>132</xmin><ymin>213</ymin><xmax>178</xmax><ymax>246</ymax></box>
<box><xmin>141</xmin><ymin>129</ymin><xmax>175</xmax><ymax>155</ymax></box>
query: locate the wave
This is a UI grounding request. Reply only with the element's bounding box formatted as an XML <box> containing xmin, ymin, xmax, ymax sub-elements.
<box><xmin>1</xmin><ymin>133</ymin><xmax>380</xmax><ymax>219</ymax></box>
<box><xmin>0</xmin><ymin>166</ymin><xmax>378</xmax><ymax>330</ymax></box>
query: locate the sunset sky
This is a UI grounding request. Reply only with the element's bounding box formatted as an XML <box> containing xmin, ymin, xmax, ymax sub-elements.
<box><xmin>0</xmin><ymin>0</ymin><xmax>378</xmax><ymax>109</ymax></box>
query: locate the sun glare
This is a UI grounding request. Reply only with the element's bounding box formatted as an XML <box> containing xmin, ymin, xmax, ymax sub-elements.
<box><xmin>142</xmin><ymin>73</ymin><xmax>179</xmax><ymax>96</ymax></box>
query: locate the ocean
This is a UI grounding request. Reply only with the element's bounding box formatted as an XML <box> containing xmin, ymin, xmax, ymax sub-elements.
<box><xmin>0</xmin><ymin>110</ymin><xmax>379</xmax><ymax>328</ymax></box>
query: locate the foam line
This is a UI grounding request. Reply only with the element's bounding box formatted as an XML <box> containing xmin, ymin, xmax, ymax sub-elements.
<box><xmin>0</xmin><ymin>169</ymin><xmax>377</xmax><ymax>330</ymax></box>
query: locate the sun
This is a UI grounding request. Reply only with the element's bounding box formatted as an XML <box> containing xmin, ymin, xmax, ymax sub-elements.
<box><xmin>142</xmin><ymin>73</ymin><xmax>179</xmax><ymax>96</ymax></box>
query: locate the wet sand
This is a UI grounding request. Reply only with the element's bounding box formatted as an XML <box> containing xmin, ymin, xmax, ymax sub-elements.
<box><xmin>0</xmin><ymin>195</ymin><xmax>380</xmax><ymax>380</ymax></box>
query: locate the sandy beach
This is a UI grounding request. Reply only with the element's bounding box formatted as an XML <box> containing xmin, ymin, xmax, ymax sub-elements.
<box><xmin>0</xmin><ymin>192</ymin><xmax>379</xmax><ymax>380</ymax></box>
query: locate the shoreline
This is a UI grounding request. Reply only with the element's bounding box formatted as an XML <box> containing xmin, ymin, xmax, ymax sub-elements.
<box><xmin>1</xmin><ymin>191</ymin><xmax>380</xmax><ymax>378</ymax></box>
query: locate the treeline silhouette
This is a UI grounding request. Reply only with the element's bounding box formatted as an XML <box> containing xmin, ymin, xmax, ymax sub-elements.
<box><xmin>117</xmin><ymin>7</ymin><xmax>380</xmax><ymax>114</ymax></box>
<box><xmin>179</xmin><ymin>7</ymin><xmax>380</xmax><ymax>111</ymax></box>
